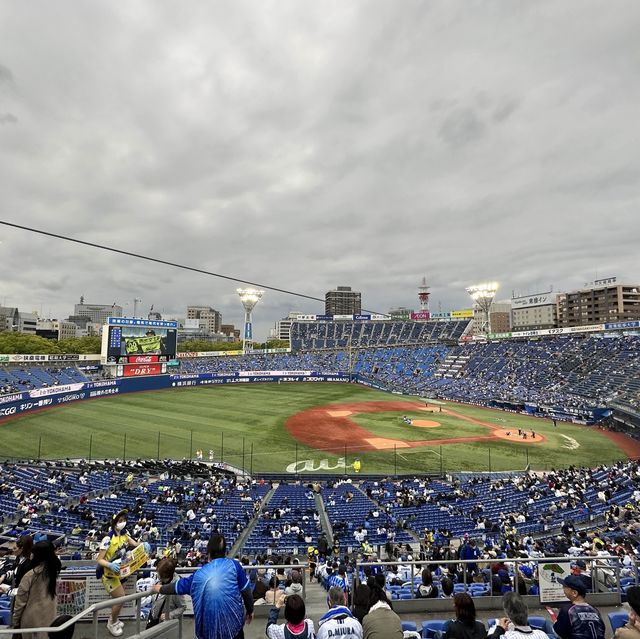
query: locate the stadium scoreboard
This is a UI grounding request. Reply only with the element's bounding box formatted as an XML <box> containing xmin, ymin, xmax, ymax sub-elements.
<box><xmin>101</xmin><ymin>317</ymin><xmax>178</xmax><ymax>378</ymax></box>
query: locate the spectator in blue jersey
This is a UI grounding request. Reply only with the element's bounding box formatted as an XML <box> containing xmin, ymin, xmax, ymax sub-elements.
<box><xmin>553</xmin><ymin>575</ymin><xmax>605</xmax><ymax>639</ymax></box>
<box><xmin>316</xmin><ymin>586</ymin><xmax>362</xmax><ymax>639</ymax></box>
<box><xmin>328</xmin><ymin>565</ymin><xmax>349</xmax><ymax>593</ymax></box>
<box><xmin>153</xmin><ymin>533</ymin><xmax>253</xmax><ymax>639</ymax></box>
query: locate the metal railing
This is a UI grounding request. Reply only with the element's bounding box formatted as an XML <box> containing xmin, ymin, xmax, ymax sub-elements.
<box><xmin>352</xmin><ymin>555</ymin><xmax>633</xmax><ymax>603</ymax></box>
<box><xmin>0</xmin><ymin>589</ymin><xmax>183</xmax><ymax>639</ymax></box>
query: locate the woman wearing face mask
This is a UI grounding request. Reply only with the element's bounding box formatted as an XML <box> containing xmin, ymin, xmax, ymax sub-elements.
<box><xmin>96</xmin><ymin>510</ymin><xmax>147</xmax><ymax>637</ymax></box>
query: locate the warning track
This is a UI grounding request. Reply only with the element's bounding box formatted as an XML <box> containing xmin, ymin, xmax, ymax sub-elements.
<box><xmin>285</xmin><ymin>401</ymin><xmax>545</xmax><ymax>453</ymax></box>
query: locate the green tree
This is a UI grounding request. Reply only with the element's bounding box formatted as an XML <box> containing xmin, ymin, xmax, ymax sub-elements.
<box><xmin>57</xmin><ymin>336</ymin><xmax>102</xmax><ymax>354</ymax></box>
<box><xmin>0</xmin><ymin>333</ymin><xmax>62</xmax><ymax>354</ymax></box>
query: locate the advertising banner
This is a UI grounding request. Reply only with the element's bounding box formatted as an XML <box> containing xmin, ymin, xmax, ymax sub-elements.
<box><xmin>353</xmin><ymin>314</ymin><xmax>371</xmax><ymax>320</ymax></box>
<box><xmin>128</xmin><ymin>355</ymin><xmax>160</xmax><ymax>364</ymax></box>
<box><xmin>315</xmin><ymin>315</ymin><xmax>333</xmax><ymax>321</ymax></box>
<box><xmin>511</xmin><ymin>293</ymin><xmax>554</xmax><ymax>309</ymax></box>
<box><xmin>107</xmin><ymin>317</ymin><xmax>178</xmax><ymax>328</ymax></box>
<box><xmin>122</xmin><ymin>363</ymin><xmax>164</xmax><ymax>378</ymax></box>
<box><xmin>605</xmin><ymin>321</ymin><xmax>640</xmax><ymax>330</ymax></box>
<box><xmin>451</xmin><ymin>309</ymin><xmax>474</xmax><ymax>318</ymax></box>
<box><xmin>410</xmin><ymin>311</ymin><xmax>430</xmax><ymax>321</ymax></box>
<box><xmin>30</xmin><ymin>383</ymin><xmax>85</xmax><ymax>399</ymax></box>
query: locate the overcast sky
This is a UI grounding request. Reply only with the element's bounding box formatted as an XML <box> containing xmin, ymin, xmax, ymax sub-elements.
<box><xmin>1</xmin><ymin>1</ymin><xmax>639</xmax><ymax>338</ymax></box>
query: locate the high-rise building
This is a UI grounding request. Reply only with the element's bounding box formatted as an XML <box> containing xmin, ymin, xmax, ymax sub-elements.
<box><xmin>325</xmin><ymin>286</ymin><xmax>362</xmax><ymax>316</ymax></box>
<box><xmin>220</xmin><ymin>324</ymin><xmax>241</xmax><ymax>339</ymax></box>
<box><xmin>72</xmin><ymin>297</ymin><xmax>122</xmax><ymax>324</ymax></box>
<box><xmin>187</xmin><ymin>305</ymin><xmax>222</xmax><ymax>335</ymax></box>
<box><xmin>272</xmin><ymin>312</ymin><xmax>305</xmax><ymax>341</ymax></box>
<box><xmin>557</xmin><ymin>277</ymin><xmax>640</xmax><ymax>327</ymax></box>
<box><xmin>511</xmin><ymin>291</ymin><xmax>558</xmax><ymax>331</ymax></box>
<box><xmin>0</xmin><ymin>306</ymin><xmax>37</xmax><ymax>334</ymax></box>
<box><xmin>36</xmin><ymin>319</ymin><xmax>78</xmax><ymax>340</ymax></box>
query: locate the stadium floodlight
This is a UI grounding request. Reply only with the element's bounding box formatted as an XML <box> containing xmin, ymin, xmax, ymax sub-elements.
<box><xmin>466</xmin><ymin>282</ymin><xmax>499</xmax><ymax>335</ymax></box>
<box><xmin>237</xmin><ymin>288</ymin><xmax>264</xmax><ymax>354</ymax></box>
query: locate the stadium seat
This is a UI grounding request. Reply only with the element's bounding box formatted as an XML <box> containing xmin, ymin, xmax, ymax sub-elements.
<box><xmin>608</xmin><ymin>612</ymin><xmax>629</xmax><ymax>632</ymax></box>
<box><xmin>422</xmin><ymin>620</ymin><xmax>448</xmax><ymax>638</ymax></box>
<box><xmin>402</xmin><ymin>621</ymin><xmax>417</xmax><ymax>632</ymax></box>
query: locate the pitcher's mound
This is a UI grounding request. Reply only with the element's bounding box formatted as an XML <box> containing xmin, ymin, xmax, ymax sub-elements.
<box><xmin>412</xmin><ymin>420</ymin><xmax>441</xmax><ymax>428</ymax></box>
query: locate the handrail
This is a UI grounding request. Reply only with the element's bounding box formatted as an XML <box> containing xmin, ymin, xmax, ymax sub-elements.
<box><xmin>353</xmin><ymin>555</ymin><xmax>628</xmax><ymax>604</ymax></box>
<box><xmin>0</xmin><ymin>589</ymin><xmax>156</xmax><ymax>639</ymax></box>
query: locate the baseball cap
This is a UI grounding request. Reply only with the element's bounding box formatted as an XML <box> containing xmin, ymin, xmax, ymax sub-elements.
<box><xmin>558</xmin><ymin>575</ymin><xmax>587</xmax><ymax>596</ymax></box>
<box><xmin>626</xmin><ymin>586</ymin><xmax>640</xmax><ymax>616</ymax></box>
<box><xmin>571</xmin><ymin>559</ymin><xmax>587</xmax><ymax>569</ymax></box>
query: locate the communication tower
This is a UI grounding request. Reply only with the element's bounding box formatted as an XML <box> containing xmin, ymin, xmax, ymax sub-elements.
<box><xmin>418</xmin><ymin>277</ymin><xmax>431</xmax><ymax>311</ymax></box>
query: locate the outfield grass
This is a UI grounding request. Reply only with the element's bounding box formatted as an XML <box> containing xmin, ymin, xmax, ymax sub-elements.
<box><xmin>0</xmin><ymin>383</ymin><xmax>628</xmax><ymax>474</ymax></box>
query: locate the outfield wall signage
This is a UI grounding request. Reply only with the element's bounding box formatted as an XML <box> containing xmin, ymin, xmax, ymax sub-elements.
<box><xmin>292</xmin><ymin>314</ymin><xmax>391</xmax><ymax>322</ymax></box>
<box><xmin>0</xmin><ymin>373</ymin><xmax>351</xmax><ymax>421</ymax></box>
<box><xmin>175</xmin><ymin>348</ymin><xmax>292</xmax><ymax>359</ymax></box>
<box><xmin>605</xmin><ymin>321</ymin><xmax>640</xmax><ymax>330</ymax></box>
<box><xmin>0</xmin><ymin>354</ymin><xmax>100</xmax><ymax>363</ymax></box>
<box><xmin>488</xmin><ymin>324</ymin><xmax>606</xmax><ymax>340</ymax></box>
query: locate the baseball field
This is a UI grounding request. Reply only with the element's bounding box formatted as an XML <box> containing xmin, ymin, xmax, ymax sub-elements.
<box><xmin>0</xmin><ymin>382</ymin><xmax>634</xmax><ymax>474</ymax></box>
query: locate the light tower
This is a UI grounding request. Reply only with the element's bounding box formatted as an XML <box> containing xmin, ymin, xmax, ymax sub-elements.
<box><xmin>418</xmin><ymin>276</ymin><xmax>431</xmax><ymax>311</ymax></box>
<box><xmin>237</xmin><ymin>288</ymin><xmax>264</xmax><ymax>354</ymax></box>
<box><xmin>466</xmin><ymin>282</ymin><xmax>499</xmax><ymax>335</ymax></box>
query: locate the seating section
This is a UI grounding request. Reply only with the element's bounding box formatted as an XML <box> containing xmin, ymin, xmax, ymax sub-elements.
<box><xmin>290</xmin><ymin>320</ymin><xmax>470</xmax><ymax>351</ymax></box>
<box><xmin>0</xmin><ymin>365</ymin><xmax>89</xmax><ymax>393</ymax></box>
<box><xmin>243</xmin><ymin>484</ymin><xmax>321</xmax><ymax>555</ymax></box>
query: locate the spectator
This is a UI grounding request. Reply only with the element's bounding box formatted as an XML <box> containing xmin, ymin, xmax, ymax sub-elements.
<box><xmin>352</xmin><ymin>575</ymin><xmax>373</xmax><ymax>624</ymax></box>
<box><xmin>362</xmin><ymin>584</ymin><xmax>403</xmax><ymax>638</ymax></box>
<box><xmin>614</xmin><ymin>586</ymin><xmax>640</xmax><ymax>639</ymax></box>
<box><xmin>441</xmin><ymin>577</ymin><xmax>454</xmax><ymax>598</ymax></box>
<box><xmin>0</xmin><ymin>535</ymin><xmax>33</xmax><ymax>599</ymax></box>
<box><xmin>553</xmin><ymin>575</ymin><xmax>605</xmax><ymax>639</ymax></box>
<box><xmin>417</xmin><ymin>568</ymin><xmax>438</xmax><ymax>598</ymax></box>
<box><xmin>569</xmin><ymin>560</ymin><xmax>592</xmax><ymax>593</ymax></box>
<box><xmin>154</xmin><ymin>533</ymin><xmax>253</xmax><ymax>639</ymax></box>
<box><xmin>12</xmin><ymin>541</ymin><xmax>62</xmax><ymax>639</ymax></box>
<box><xmin>284</xmin><ymin>570</ymin><xmax>304</xmax><ymax>598</ymax></box>
<box><xmin>96</xmin><ymin>509</ymin><xmax>149</xmax><ymax>637</ymax></box>
<box><xmin>488</xmin><ymin>592</ymin><xmax>548</xmax><ymax>639</ymax></box>
<box><xmin>444</xmin><ymin>593</ymin><xmax>487</xmax><ymax>639</ymax></box>
<box><xmin>147</xmin><ymin>558</ymin><xmax>186</xmax><ymax>627</ymax></box>
<box><xmin>317</xmin><ymin>586</ymin><xmax>362</xmax><ymax>639</ymax></box>
<box><xmin>266</xmin><ymin>594</ymin><xmax>315</xmax><ymax>639</ymax></box>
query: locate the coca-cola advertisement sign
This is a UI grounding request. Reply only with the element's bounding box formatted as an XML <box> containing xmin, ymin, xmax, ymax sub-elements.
<box><xmin>123</xmin><ymin>363</ymin><xmax>163</xmax><ymax>377</ymax></box>
<box><xmin>128</xmin><ymin>355</ymin><xmax>160</xmax><ymax>364</ymax></box>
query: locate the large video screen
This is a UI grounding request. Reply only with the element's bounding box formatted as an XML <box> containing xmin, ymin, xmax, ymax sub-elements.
<box><xmin>106</xmin><ymin>325</ymin><xmax>177</xmax><ymax>363</ymax></box>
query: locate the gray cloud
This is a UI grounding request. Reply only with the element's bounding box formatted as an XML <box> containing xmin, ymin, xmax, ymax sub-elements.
<box><xmin>0</xmin><ymin>0</ymin><xmax>639</xmax><ymax>337</ymax></box>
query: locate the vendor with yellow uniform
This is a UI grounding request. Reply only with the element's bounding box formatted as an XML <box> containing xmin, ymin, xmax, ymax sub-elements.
<box><xmin>96</xmin><ymin>510</ymin><xmax>148</xmax><ymax>637</ymax></box>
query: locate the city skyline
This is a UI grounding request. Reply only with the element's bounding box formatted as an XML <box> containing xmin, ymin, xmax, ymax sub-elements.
<box><xmin>1</xmin><ymin>1</ymin><xmax>639</xmax><ymax>339</ymax></box>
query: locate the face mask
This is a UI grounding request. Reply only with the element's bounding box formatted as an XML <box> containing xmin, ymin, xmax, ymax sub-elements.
<box><xmin>116</xmin><ymin>522</ymin><xmax>126</xmax><ymax>531</ymax></box>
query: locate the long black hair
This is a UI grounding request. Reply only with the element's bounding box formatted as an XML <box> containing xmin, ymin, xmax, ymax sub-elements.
<box><xmin>31</xmin><ymin>541</ymin><xmax>62</xmax><ymax>599</ymax></box>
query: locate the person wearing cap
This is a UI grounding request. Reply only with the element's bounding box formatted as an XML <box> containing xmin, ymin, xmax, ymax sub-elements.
<box><xmin>570</xmin><ymin>560</ymin><xmax>592</xmax><ymax>593</ymax></box>
<box><xmin>96</xmin><ymin>510</ymin><xmax>149</xmax><ymax>637</ymax></box>
<box><xmin>614</xmin><ymin>586</ymin><xmax>640</xmax><ymax>639</ymax></box>
<box><xmin>553</xmin><ymin>575</ymin><xmax>605</xmax><ymax>639</ymax></box>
